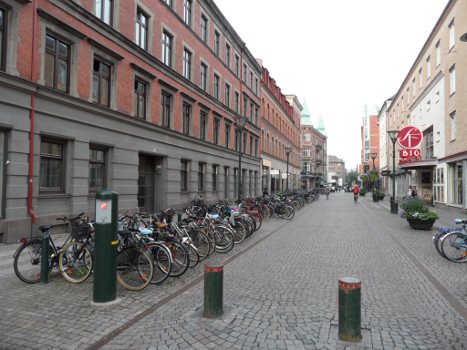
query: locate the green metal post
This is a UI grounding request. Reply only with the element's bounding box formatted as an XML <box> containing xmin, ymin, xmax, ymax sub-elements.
<box><xmin>40</xmin><ymin>233</ymin><xmax>50</xmax><ymax>284</ymax></box>
<box><xmin>93</xmin><ymin>190</ymin><xmax>118</xmax><ymax>303</ymax></box>
<box><xmin>338</xmin><ymin>277</ymin><xmax>362</xmax><ymax>342</ymax></box>
<box><xmin>203</xmin><ymin>262</ymin><xmax>224</xmax><ymax>318</ymax></box>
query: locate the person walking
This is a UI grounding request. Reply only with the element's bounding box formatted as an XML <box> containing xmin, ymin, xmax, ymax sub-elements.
<box><xmin>411</xmin><ymin>186</ymin><xmax>417</xmax><ymax>198</ymax></box>
<box><xmin>405</xmin><ymin>185</ymin><xmax>413</xmax><ymax>199</ymax></box>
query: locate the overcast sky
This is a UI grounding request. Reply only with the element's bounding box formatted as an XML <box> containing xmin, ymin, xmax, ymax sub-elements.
<box><xmin>215</xmin><ymin>0</ymin><xmax>448</xmax><ymax>170</ymax></box>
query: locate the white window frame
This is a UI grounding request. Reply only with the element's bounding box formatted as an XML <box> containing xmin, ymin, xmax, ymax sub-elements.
<box><xmin>435</xmin><ymin>41</ymin><xmax>441</xmax><ymax>67</ymax></box>
<box><xmin>450</xmin><ymin>111</ymin><xmax>456</xmax><ymax>141</ymax></box>
<box><xmin>449</xmin><ymin>64</ymin><xmax>455</xmax><ymax>95</ymax></box>
<box><xmin>449</xmin><ymin>19</ymin><xmax>455</xmax><ymax>50</ymax></box>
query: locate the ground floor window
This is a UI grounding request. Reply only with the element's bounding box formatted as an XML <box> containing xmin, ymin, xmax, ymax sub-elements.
<box><xmin>451</xmin><ymin>162</ymin><xmax>464</xmax><ymax>205</ymax></box>
<box><xmin>181</xmin><ymin>160</ymin><xmax>189</xmax><ymax>192</ymax></box>
<box><xmin>40</xmin><ymin>139</ymin><xmax>65</xmax><ymax>192</ymax></box>
<box><xmin>89</xmin><ymin>146</ymin><xmax>106</xmax><ymax>192</ymax></box>
<box><xmin>224</xmin><ymin>167</ymin><xmax>229</xmax><ymax>198</ymax></box>
<box><xmin>434</xmin><ymin>167</ymin><xmax>444</xmax><ymax>203</ymax></box>
<box><xmin>0</xmin><ymin>131</ymin><xmax>5</xmax><ymax>217</ymax></box>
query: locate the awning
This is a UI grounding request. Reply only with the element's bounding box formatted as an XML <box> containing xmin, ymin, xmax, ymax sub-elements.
<box><xmin>399</xmin><ymin>159</ymin><xmax>438</xmax><ymax>169</ymax></box>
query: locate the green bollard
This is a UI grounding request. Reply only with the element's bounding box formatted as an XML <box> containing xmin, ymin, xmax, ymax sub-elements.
<box><xmin>203</xmin><ymin>262</ymin><xmax>224</xmax><ymax>318</ymax></box>
<box><xmin>40</xmin><ymin>233</ymin><xmax>50</xmax><ymax>284</ymax></box>
<box><xmin>338</xmin><ymin>277</ymin><xmax>362</xmax><ymax>342</ymax></box>
<box><xmin>93</xmin><ymin>190</ymin><xmax>118</xmax><ymax>304</ymax></box>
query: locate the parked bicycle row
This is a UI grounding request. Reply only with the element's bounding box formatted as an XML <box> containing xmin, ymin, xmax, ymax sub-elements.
<box><xmin>12</xmin><ymin>190</ymin><xmax>319</xmax><ymax>291</ymax></box>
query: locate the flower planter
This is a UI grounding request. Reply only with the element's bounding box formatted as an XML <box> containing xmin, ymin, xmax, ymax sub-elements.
<box><xmin>406</xmin><ymin>218</ymin><xmax>436</xmax><ymax>230</ymax></box>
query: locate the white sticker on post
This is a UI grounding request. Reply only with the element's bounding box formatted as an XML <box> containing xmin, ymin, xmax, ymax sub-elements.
<box><xmin>96</xmin><ymin>199</ymin><xmax>112</xmax><ymax>223</ymax></box>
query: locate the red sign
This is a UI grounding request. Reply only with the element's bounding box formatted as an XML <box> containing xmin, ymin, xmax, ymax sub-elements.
<box><xmin>100</xmin><ymin>202</ymin><xmax>107</xmax><ymax>209</ymax></box>
<box><xmin>397</xmin><ymin>126</ymin><xmax>423</xmax><ymax>149</ymax></box>
<box><xmin>399</xmin><ymin>149</ymin><xmax>421</xmax><ymax>159</ymax></box>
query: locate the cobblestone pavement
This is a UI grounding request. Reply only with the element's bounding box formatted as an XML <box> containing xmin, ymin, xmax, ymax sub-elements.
<box><xmin>1</xmin><ymin>193</ymin><xmax>466</xmax><ymax>350</ymax></box>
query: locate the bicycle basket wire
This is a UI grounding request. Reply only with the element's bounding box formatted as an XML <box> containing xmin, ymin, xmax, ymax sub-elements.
<box><xmin>71</xmin><ymin>221</ymin><xmax>91</xmax><ymax>239</ymax></box>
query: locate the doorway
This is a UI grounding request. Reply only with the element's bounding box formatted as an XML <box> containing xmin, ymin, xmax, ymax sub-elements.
<box><xmin>138</xmin><ymin>154</ymin><xmax>166</xmax><ymax>212</ymax></box>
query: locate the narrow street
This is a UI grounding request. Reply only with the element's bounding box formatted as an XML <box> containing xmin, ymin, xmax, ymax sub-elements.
<box><xmin>1</xmin><ymin>193</ymin><xmax>466</xmax><ymax>349</ymax></box>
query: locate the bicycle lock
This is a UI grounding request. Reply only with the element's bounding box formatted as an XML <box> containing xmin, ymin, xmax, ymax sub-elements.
<box><xmin>93</xmin><ymin>190</ymin><xmax>119</xmax><ymax>304</ymax></box>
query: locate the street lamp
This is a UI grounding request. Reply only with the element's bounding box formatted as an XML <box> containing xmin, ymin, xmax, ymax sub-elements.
<box><xmin>284</xmin><ymin>146</ymin><xmax>292</xmax><ymax>192</ymax></box>
<box><xmin>370</xmin><ymin>152</ymin><xmax>378</xmax><ymax>194</ymax></box>
<box><xmin>387</xmin><ymin>130</ymin><xmax>399</xmax><ymax>214</ymax></box>
<box><xmin>236</xmin><ymin>115</ymin><xmax>248</xmax><ymax>204</ymax></box>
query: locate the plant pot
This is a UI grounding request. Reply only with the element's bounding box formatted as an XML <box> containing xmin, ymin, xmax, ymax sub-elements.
<box><xmin>372</xmin><ymin>195</ymin><xmax>379</xmax><ymax>202</ymax></box>
<box><xmin>406</xmin><ymin>218</ymin><xmax>436</xmax><ymax>230</ymax></box>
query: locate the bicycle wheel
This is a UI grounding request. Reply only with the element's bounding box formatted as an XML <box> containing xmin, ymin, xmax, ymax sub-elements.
<box><xmin>433</xmin><ymin>230</ymin><xmax>449</xmax><ymax>259</ymax></box>
<box><xmin>13</xmin><ymin>239</ymin><xmax>50</xmax><ymax>284</ymax></box>
<box><xmin>213</xmin><ymin>225</ymin><xmax>235</xmax><ymax>253</ymax></box>
<box><xmin>147</xmin><ymin>243</ymin><xmax>172</xmax><ymax>285</ymax></box>
<box><xmin>163</xmin><ymin>241</ymin><xmax>189</xmax><ymax>277</ymax></box>
<box><xmin>279</xmin><ymin>206</ymin><xmax>295</xmax><ymax>220</ymax></box>
<box><xmin>232</xmin><ymin>221</ymin><xmax>247</xmax><ymax>244</ymax></box>
<box><xmin>440</xmin><ymin>232</ymin><xmax>467</xmax><ymax>263</ymax></box>
<box><xmin>117</xmin><ymin>247</ymin><xmax>154</xmax><ymax>291</ymax></box>
<box><xmin>187</xmin><ymin>229</ymin><xmax>210</xmax><ymax>261</ymax></box>
<box><xmin>59</xmin><ymin>241</ymin><xmax>93</xmax><ymax>284</ymax></box>
<box><xmin>186</xmin><ymin>243</ymin><xmax>200</xmax><ymax>268</ymax></box>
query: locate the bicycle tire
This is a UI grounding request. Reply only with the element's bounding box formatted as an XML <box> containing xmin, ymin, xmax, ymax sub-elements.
<box><xmin>279</xmin><ymin>206</ymin><xmax>295</xmax><ymax>220</ymax></box>
<box><xmin>213</xmin><ymin>225</ymin><xmax>234</xmax><ymax>253</ymax></box>
<box><xmin>59</xmin><ymin>241</ymin><xmax>93</xmax><ymax>284</ymax></box>
<box><xmin>147</xmin><ymin>243</ymin><xmax>172</xmax><ymax>285</ymax></box>
<box><xmin>163</xmin><ymin>241</ymin><xmax>189</xmax><ymax>278</ymax></box>
<box><xmin>440</xmin><ymin>231</ymin><xmax>467</xmax><ymax>263</ymax></box>
<box><xmin>13</xmin><ymin>239</ymin><xmax>51</xmax><ymax>284</ymax></box>
<box><xmin>187</xmin><ymin>229</ymin><xmax>211</xmax><ymax>261</ymax></box>
<box><xmin>186</xmin><ymin>243</ymin><xmax>200</xmax><ymax>268</ymax></box>
<box><xmin>232</xmin><ymin>221</ymin><xmax>247</xmax><ymax>244</ymax></box>
<box><xmin>117</xmin><ymin>247</ymin><xmax>154</xmax><ymax>291</ymax></box>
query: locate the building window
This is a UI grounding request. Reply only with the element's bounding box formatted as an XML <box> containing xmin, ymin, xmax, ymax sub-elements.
<box><xmin>214</xmin><ymin>31</ymin><xmax>220</xmax><ymax>56</ymax></box>
<box><xmin>0</xmin><ymin>6</ymin><xmax>7</xmax><ymax>71</ymax></box>
<box><xmin>254</xmin><ymin>139</ymin><xmax>258</xmax><ymax>157</ymax></box>
<box><xmin>250</xmin><ymin>72</ymin><xmax>253</xmax><ymax>89</ymax></box>
<box><xmin>434</xmin><ymin>168</ymin><xmax>444</xmax><ymax>202</ymax></box>
<box><xmin>136</xmin><ymin>9</ymin><xmax>148</xmax><ymax>50</ymax></box>
<box><xmin>181</xmin><ymin>160</ymin><xmax>189</xmax><ymax>192</ymax></box>
<box><xmin>224</xmin><ymin>167</ymin><xmax>229</xmax><ymax>198</ymax></box>
<box><xmin>243</xmin><ymin>133</ymin><xmax>247</xmax><ymax>153</ymax></box>
<box><xmin>182</xmin><ymin>102</ymin><xmax>191</xmax><ymax>135</ymax></box>
<box><xmin>235</xmin><ymin>91</ymin><xmax>240</xmax><ymax>113</ymax></box>
<box><xmin>225</xmin><ymin>43</ymin><xmax>231</xmax><ymax>67</ymax></box>
<box><xmin>233</xmin><ymin>168</ymin><xmax>238</xmax><ymax>196</ymax></box>
<box><xmin>303</xmin><ymin>133</ymin><xmax>311</xmax><ymax>141</ymax></box>
<box><xmin>200</xmin><ymin>62</ymin><xmax>207</xmax><ymax>91</ymax></box>
<box><xmin>161</xmin><ymin>91</ymin><xmax>172</xmax><ymax>128</ymax></box>
<box><xmin>426</xmin><ymin>56</ymin><xmax>431</xmax><ymax>79</ymax></box>
<box><xmin>134</xmin><ymin>79</ymin><xmax>147</xmax><ymax>119</ymax></box>
<box><xmin>243</xmin><ymin>63</ymin><xmax>247</xmax><ymax>82</ymax></box>
<box><xmin>225</xmin><ymin>123</ymin><xmax>230</xmax><ymax>148</ymax></box>
<box><xmin>213</xmin><ymin>118</ymin><xmax>220</xmax><ymax>144</ymax></box>
<box><xmin>162</xmin><ymin>31</ymin><xmax>173</xmax><ymax>67</ymax></box>
<box><xmin>243</xmin><ymin>96</ymin><xmax>248</xmax><ymax>116</ymax></box>
<box><xmin>235</xmin><ymin>129</ymin><xmax>239</xmax><ymax>152</ymax></box>
<box><xmin>212</xmin><ymin>165</ymin><xmax>218</xmax><ymax>191</ymax></box>
<box><xmin>423</xmin><ymin>128</ymin><xmax>433</xmax><ymax>159</ymax></box>
<box><xmin>40</xmin><ymin>140</ymin><xmax>64</xmax><ymax>192</ymax></box>
<box><xmin>183</xmin><ymin>0</ymin><xmax>192</xmax><ymax>26</ymax></box>
<box><xmin>450</xmin><ymin>111</ymin><xmax>456</xmax><ymax>141</ymax></box>
<box><xmin>249</xmin><ymin>136</ymin><xmax>253</xmax><ymax>155</ymax></box>
<box><xmin>449</xmin><ymin>65</ymin><xmax>455</xmax><ymax>95</ymax></box>
<box><xmin>89</xmin><ymin>147</ymin><xmax>106</xmax><ymax>192</ymax></box>
<box><xmin>449</xmin><ymin>19</ymin><xmax>455</xmax><ymax>50</ymax></box>
<box><xmin>435</xmin><ymin>41</ymin><xmax>441</xmax><ymax>67</ymax></box>
<box><xmin>200</xmin><ymin>110</ymin><xmax>207</xmax><ymax>140</ymax></box>
<box><xmin>255</xmin><ymin>78</ymin><xmax>259</xmax><ymax>95</ymax></box>
<box><xmin>235</xmin><ymin>54</ymin><xmax>239</xmax><ymax>76</ymax></box>
<box><xmin>183</xmin><ymin>48</ymin><xmax>192</xmax><ymax>80</ymax></box>
<box><xmin>411</xmin><ymin>78</ymin><xmax>416</xmax><ymax>97</ymax></box>
<box><xmin>249</xmin><ymin>102</ymin><xmax>254</xmax><ymax>120</ymax></box>
<box><xmin>225</xmin><ymin>83</ymin><xmax>230</xmax><ymax>107</ymax></box>
<box><xmin>201</xmin><ymin>15</ymin><xmax>208</xmax><ymax>43</ymax></box>
<box><xmin>213</xmin><ymin>74</ymin><xmax>220</xmax><ymax>99</ymax></box>
<box><xmin>45</xmin><ymin>34</ymin><xmax>70</xmax><ymax>93</ymax></box>
<box><xmin>198</xmin><ymin>162</ymin><xmax>205</xmax><ymax>192</ymax></box>
<box><xmin>163</xmin><ymin>0</ymin><xmax>172</xmax><ymax>8</ymax></box>
<box><xmin>96</xmin><ymin>0</ymin><xmax>113</xmax><ymax>25</ymax></box>
<box><xmin>419</xmin><ymin>68</ymin><xmax>423</xmax><ymax>88</ymax></box>
<box><xmin>452</xmin><ymin>163</ymin><xmax>463</xmax><ymax>205</ymax></box>
<box><xmin>92</xmin><ymin>57</ymin><xmax>111</xmax><ymax>106</ymax></box>
<box><xmin>255</xmin><ymin>106</ymin><xmax>259</xmax><ymax>125</ymax></box>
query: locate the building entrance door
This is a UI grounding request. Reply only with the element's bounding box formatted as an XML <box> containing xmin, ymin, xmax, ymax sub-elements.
<box><xmin>138</xmin><ymin>155</ymin><xmax>155</xmax><ymax>212</ymax></box>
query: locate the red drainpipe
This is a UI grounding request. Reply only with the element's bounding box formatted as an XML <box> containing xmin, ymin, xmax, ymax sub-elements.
<box><xmin>27</xmin><ymin>0</ymin><xmax>38</xmax><ymax>222</ymax></box>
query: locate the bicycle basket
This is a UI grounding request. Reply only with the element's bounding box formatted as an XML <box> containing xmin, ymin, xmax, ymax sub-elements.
<box><xmin>71</xmin><ymin>222</ymin><xmax>91</xmax><ymax>239</ymax></box>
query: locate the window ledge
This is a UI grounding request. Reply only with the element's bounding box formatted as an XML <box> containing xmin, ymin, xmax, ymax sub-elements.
<box><xmin>38</xmin><ymin>193</ymin><xmax>71</xmax><ymax>199</ymax></box>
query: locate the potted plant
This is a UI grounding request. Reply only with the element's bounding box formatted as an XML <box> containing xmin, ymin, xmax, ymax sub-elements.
<box><xmin>400</xmin><ymin>198</ymin><xmax>439</xmax><ymax>230</ymax></box>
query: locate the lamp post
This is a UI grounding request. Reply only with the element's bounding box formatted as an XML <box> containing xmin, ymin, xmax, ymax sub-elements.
<box><xmin>236</xmin><ymin>115</ymin><xmax>248</xmax><ymax>204</ymax></box>
<box><xmin>387</xmin><ymin>130</ymin><xmax>399</xmax><ymax>214</ymax></box>
<box><xmin>284</xmin><ymin>146</ymin><xmax>292</xmax><ymax>192</ymax></box>
<box><xmin>370</xmin><ymin>152</ymin><xmax>377</xmax><ymax>193</ymax></box>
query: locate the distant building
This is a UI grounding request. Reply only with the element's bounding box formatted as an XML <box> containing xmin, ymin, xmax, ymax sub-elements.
<box><xmin>300</xmin><ymin>101</ymin><xmax>327</xmax><ymax>189</ymax></box>
<box><xmin>328</xmin><ymin>155</ymin><xmax>346</xmax><ymax>188</ymax></box>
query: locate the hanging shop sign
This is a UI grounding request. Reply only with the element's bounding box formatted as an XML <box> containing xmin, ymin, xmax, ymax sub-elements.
<box><xmin>397</xmin><ymin>126</ymin><xmax>423</xmax><ymax>149</ymax></box>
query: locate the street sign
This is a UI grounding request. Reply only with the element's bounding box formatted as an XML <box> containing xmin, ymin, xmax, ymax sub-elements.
<box><xmin>397</xmin><ymin>126</ymin><xmax>423</xmax><ymax>149</ymax></box>
<box><xmin>399</xmin><ymin>149</ymin><xmax>421</xmax><ymax>159</ymax></box>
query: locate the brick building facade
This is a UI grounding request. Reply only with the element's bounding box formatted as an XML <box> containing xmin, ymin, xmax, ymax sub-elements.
<box><xmin>0</xmin><ymin>0</ymin><xmax>263</xmax><ymax>242</ymax></box>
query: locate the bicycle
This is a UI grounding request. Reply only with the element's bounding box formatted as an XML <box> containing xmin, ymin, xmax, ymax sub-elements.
<box><xmin>437</xmin><ymin>219</ymin><xmax>467</xmax><ymax>263</ymax></box>
<box><xmin>13</xmin><ymin>213</ymin><xmax>94</xmax><ymax>284</ymax></box>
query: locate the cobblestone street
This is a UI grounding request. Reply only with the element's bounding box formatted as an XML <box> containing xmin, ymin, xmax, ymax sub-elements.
<box><xmin>1</xmin><ymin>193</ymin><xmax>466</xmax><ymax>350</ymax></box>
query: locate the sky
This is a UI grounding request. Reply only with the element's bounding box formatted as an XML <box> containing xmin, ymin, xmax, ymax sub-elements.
<box><xmin>214</xmin><ymin>0</ymin><xmax>449</xmax><ymax>170</ymax></box>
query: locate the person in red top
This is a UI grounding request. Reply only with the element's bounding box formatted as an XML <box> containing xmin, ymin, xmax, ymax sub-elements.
<box><xmin>353</xmin><ymin>184</ymin><xmax>360</xmax><ymax>202</ymax></box>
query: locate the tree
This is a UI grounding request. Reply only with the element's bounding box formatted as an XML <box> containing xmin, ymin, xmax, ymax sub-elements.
<box><xmin>346</xmin><ymin>170</ymin><xmax>359</xmax><ymax>186</ymax></box>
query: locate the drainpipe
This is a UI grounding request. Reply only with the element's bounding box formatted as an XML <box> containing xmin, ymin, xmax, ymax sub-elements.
<box><xmin>28</xmin><ymin>0</ymin><xmax>38</xmax><ymax>223</ymax></box>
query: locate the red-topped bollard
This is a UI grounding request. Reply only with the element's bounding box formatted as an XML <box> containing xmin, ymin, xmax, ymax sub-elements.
<box><xmin>338</xmin><ymin>277</ymin><xmax>362</xmax><ymax>341</ymax></box>
<box><xmin>203</xmin><ymin>262</ymin><xmax>224</xmax><ymax>318</ymax></box>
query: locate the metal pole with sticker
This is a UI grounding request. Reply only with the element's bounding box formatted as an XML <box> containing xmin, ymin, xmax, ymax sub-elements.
<box><xmin>93</xmin><ymin>189</ymin><xmax>118</xmax><ymax>303</ymax></box>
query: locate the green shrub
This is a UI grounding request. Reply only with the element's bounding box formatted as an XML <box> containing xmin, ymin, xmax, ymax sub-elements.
<box><xmin>400</xmin><ymin>198</ymin><xmax>438</xmax><ymax>220</ymax></box>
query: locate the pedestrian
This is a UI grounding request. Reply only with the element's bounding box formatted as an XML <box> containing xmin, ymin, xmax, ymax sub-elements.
<box><xmin>406</xmin><ymin>185</ymin><xmax>413</xmax><ymax>199</ymax></box>
<box><xmin>411</xmin><ymin>186</ymin><xmax>417</xmax><ymax>198</ymax></box>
